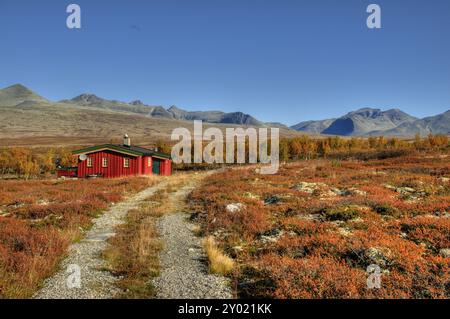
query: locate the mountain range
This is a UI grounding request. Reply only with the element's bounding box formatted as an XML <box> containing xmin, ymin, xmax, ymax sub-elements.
<box><xmin>0</xmin><ymin>84</ymin><xmax>299</xmax><ymax>146</ymax></box>
<box><xmin>291</xmin><ymin>107</ymin><xmax>450</xmax><ymax>137</ymax></box>
<box><xmin>60</xmin><ymin>93</ymin><xmax>262</xmax><ymax>126</ymax></box>
<box><xmin>0</xmin><ymin>84</ymin><xmax>449</xmax><ymax>144</ymax></box>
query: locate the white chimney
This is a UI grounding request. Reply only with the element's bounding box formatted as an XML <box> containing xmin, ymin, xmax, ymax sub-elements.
<box><xmin>123</xmin><ymin>134</ymin><xmax>131</xmax><ymax>147</ymax></box>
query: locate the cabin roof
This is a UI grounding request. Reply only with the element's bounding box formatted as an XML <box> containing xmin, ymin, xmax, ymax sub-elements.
<box><xmin>72</xmin><ymin>144</ymin><xmax>171</xmax><ymax>159</ymax></box>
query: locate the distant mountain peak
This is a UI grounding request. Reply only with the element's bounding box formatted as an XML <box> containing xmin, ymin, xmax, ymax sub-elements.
<box><xmin>354</xmin><ymin>107</ymin><xmax>381</xmax><ymax>112</ymax></box>
<box><xmin>385</xmin><ymin>107</ymin><xmax>402</xmax><ymax>112</ymax></box>
<box><xmin>167</xmin><ymin>105</ymin><xmax>181</xmax><ymax>111</ymax></box>
<box><xmin>290</xmin><ymin>118</ymin><xmax>336</xmax><ymax>134</ymax></box>
<box><xmin>130</xmin><ymin>100</ymin><xmax>144</xmax><ymax>106</ymax></box>
<box><xmin>72</xmin><ymin>93</ymin><xmax>104</xmax><ymax>103</ymax></box>
<box><xmin>0</xmin><ymin>83</ymin><xmax>47</xmax><ymax>106</ymax></box>
<box><xmin>5</xmin><ymin>83</ymin><xmax>30</xmax><ymax>92</ymax></box>
<box><xmin>220</xmin><ymin>111</ymin><xmax>261</xmax><ymax>125</ymax></box>
<box><xmin>2</xmin><ymin>84</ymin><xmax>40</xmax><ymax>97</ymax></box>
<box><xmin>346</xmin><ymin>108</ymin><xmax>382</xmax><ymax>117</ymax></box>
<box><xmin>322</xmin><ymin>107</ymin><xmax>417</xmax><ymax>135</ymax></box>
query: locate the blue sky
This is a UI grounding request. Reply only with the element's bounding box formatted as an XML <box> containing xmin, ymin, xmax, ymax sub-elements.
<box><xmin>0</xmin><ymin>0</ymin><xmax>449</xmax><ymax>125</ymax></box>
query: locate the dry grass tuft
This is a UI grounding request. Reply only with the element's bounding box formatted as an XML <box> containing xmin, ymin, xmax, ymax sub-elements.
<box><xmin>103</xmin><ymin>206</ymin><xmax>162</xmax><ymax>298</ymax></box>
<box><xmin>203</xmin><ymin>236</ymin><xmax>234</xmax><ymax>275</ymax></box>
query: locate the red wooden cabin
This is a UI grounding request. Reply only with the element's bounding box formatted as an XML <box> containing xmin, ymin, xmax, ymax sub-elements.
<box><xmin>60</xmin><ymin>135</ymin><xmax>171</xmax><ymax>178</ymax></box>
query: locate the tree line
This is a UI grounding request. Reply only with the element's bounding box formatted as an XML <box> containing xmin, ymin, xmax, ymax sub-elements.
<box><xmin>0</xmin><ymin>147</ymin><xmax>77</xmax><ymax>179</ymax></box>
<box><xmin>0</xmin><ymin>134</ymin><xmax>448</xmax><ymax>179</ymax></box>
<box><xmin>278</xmin><ymin>134</ymin><xmax>449</xmax><ymax>161</ymax></box>
<box><xmin>157</xmin><ymin>133</ymin><xmax>449</xmax><ymax>167</ymax></box>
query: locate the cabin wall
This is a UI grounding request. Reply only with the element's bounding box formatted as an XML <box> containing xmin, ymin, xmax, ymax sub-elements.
<box><xmin>77</xmin><ymin>150</ymin><xmax>140</xmax><ymax>178</ymax></box>
<box><xmin>166</xmin><ymin>159</ymin><xmax>171</xmax><ymax>176</ymax></box>
<box><xmin>142</xmin><ymin>157</ymin><xmax>171</xmax><ymax>176</ymax></box>
<box><xmin>155</xmin><ymin>158</ymin><xmax>171</xmax><ymax>176</ymax></box>
<box><xmin>161</xmin><ymin>159</ymin><xmax>171</xmax><ymax>176</ymax></box>
<box><xmin>142</xmin><ymin>156</ymin><xmax>153</xmax><ymax>175</ymax></box>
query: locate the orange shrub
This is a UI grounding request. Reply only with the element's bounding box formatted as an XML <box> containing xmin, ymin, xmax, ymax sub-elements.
<box><xmin>256</xmin><ymin>254</ymin><xmax>366</xmax><ymax>299</ymax></box>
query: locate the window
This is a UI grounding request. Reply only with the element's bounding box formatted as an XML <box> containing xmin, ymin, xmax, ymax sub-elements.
<box><xmin>124</xmin><ymin>158</ymin><xmax>130</xmax><ymax>168</ymax></box>
<box><xmin>147</xmin><ymin>157</ymin><xmax>152</xmax><ymax>167</ymax></box>
<box><xmin>87</xmin><ymin>157</ymin><xmax>93</xmax><ymax>167</ymax></box>
<box><xmin>102</xmin><ymin>157</ymin><xmax>108</xmax><ymax>168</ymax></box>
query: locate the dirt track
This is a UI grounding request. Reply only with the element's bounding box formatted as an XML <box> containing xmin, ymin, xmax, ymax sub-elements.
<box><xmin>35</xmin><ymin>180</ymin><xmax>169</xmax><ymax>299</ymax></box>
<box><xmin>152</xmin><ymin>174</ymin><xmax>232</xmax><ymax>299</ymax></box>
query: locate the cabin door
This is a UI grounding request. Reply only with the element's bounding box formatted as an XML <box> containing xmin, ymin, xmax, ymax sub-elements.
<box><xmin>152</xmin><ymin>159</ymin><xmax>161</xmax><ymax>175</ymax></box>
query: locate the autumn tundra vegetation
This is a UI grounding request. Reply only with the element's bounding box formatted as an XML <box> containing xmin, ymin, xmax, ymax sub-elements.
<box><xmin>190</xmin><ymin>139</ymin><xmax>450</xmax><ymax>298</ymax></box>
<box><xmin>0</xmin><ymin>177</ymin><xmax>157</xmax><ymax>298</ymax></box>
<box><xmin>0</xmin><ymin>133</ymin><xmax>448</xmax><ymax>299</ymax></box>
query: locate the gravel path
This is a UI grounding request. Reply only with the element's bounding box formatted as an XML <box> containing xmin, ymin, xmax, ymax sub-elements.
<box><xmin>34</xmin><ymin>179</ymin><xmax>168</xmax><ymax>299</ymax></box>
<box><xmin>152</xmin><ymin>176</ymin><xmax>233</xmax><ymax>299</ymax></box>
